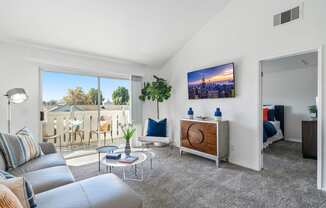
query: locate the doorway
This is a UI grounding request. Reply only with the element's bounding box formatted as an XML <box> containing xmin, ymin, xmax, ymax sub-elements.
<box><xmin>258</xmin><ymin>47</ymin><xmax>323</xmax><ymax>190</ymax></box>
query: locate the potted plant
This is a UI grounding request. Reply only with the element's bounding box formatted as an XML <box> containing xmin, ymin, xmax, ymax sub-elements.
<box><xmin>119</xmin><ymin>123</ymin><xmax>136</xmax><ymax>157</ymax></box>
<box><xmin>308</xmin><ymin>105</ymin><xmax>317</xmax><ymax>120</ymax></box>
<box><xmin>139</xmin><ymin>75</ymin><xmax>172</xmax><ymax>119</ymax></box>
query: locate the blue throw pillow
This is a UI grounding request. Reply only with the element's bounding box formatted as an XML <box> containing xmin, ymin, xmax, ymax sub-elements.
<box><xmin>146</xmin><ymin>118</ymin><xmax>167</xmax><ymax>137</ymax></box>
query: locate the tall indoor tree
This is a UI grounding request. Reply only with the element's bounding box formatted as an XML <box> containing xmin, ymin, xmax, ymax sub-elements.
<box><xmin>139</xmin><ymin>75</ymin><xmax>172</xmax><ymax>119</ymax></box>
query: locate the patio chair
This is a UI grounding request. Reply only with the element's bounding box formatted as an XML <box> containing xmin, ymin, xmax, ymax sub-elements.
<box><xmin>89</xmin><ymin>116</ymin><xmax>113</xmax><ymax>146</ymax></box>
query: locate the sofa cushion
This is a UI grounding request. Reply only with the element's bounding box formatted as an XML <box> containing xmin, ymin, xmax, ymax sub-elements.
<box><xmin>35</xmin><ymin>174</ymin><xmax>142</xmax><ymax>208</ymax></box>
<box><xmin>9</xmin><ymin>153</ymin><xmax>66</xmax><ymax>176</ymax></box>
<box><xmin>22</xmin><ymin>166</ymin><xmax>75</xmax><ymax>194</ymax></box>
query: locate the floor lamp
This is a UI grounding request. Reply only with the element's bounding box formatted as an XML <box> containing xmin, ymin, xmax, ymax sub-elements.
<box><xmin>4</xmin><ymin>88</ymin><xmax>28</xmax><ymax>134</ymax></box>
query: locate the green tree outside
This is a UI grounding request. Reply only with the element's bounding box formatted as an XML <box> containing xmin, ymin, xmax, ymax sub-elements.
<box><xmin>112</xmin><ymin>87</ymin><xmax>129</xmax><ymax>105</ymax></box>
<box><xmin>87</xmin><ymin>88</ymin><xmax>104</xmax><ymax>105</ymax></box>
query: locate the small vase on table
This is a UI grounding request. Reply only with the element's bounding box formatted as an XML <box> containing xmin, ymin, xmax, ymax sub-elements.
<box><xmin>119</xmin><ymin>123</ymin><xmax>136</xmax><ymax>158</ymax></box>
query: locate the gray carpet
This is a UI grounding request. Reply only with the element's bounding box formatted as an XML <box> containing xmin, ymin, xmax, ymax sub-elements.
<box><xmin>69</xmin><ymin>141</ymin><xmax>326</xmax><ymax>208</ymax></box>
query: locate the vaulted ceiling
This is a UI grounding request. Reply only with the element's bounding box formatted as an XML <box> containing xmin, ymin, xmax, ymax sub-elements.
<box><xmin>0</xmin><ymin>0</ymin><xmax>230</xmax><ymax>67</ymax></box>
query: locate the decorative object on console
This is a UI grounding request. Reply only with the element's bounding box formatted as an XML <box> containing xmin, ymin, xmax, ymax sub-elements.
<box><xmin>119</xmin><ymin>123</ymin><xmax>136</xmax><ymax>157</ymax></box>
<box><xmin>139</xmin><ymin>75</ymin><xmax>172</xmax><ymax>119</ymax></box>
<box><xmin>196</xmin><ymin>116</ymin><xmax>209</xmax><ymax>120</ymax></box>
<box><xmin>187</xmin><ymin>107</ymin><xmax>194</xmax><ymax>119</ymax></box>
<box><xmin>180</xmin><ymin>119</ymin><xmax>229</xmax><ymax>167</ymax></box>
<box><xmin>4</xmin><ymin>88</ymin><xmax>28</xmax><ymax>134</ymax></box>
<box><xmin>187</xmin><ymin>63</ymin><xmax>235</xmax><ymax>99</ymax></box>
<box><xmin>308</xmin><ymin>105</ymin><xmax>317</xmax><ymax>120</ymax></box>
<box><xmin>214</xmin><ymin>108</ymin><xmax>222</xmax><ymax>120</ymax></box>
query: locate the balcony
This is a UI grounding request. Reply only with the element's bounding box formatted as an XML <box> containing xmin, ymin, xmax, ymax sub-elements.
<box><xmin>42</xmin><ymin>104</ymin><xmax>129</xmax><ymax>159</ymax></box>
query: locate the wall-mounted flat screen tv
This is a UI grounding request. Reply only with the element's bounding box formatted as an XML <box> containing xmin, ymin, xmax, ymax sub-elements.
<box><xmin>187</xmin><ymin>63</ymin><xmax>235</xmax><ymax>99</ymax></box>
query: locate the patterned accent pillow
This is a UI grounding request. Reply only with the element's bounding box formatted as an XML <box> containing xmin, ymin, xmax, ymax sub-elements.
<box><xmin>0</xmin><ymin>184</ymin><xmax>23</xmax><ymax>208</ymax></box>
<box><xmin>0</xmin><ymin>177</ymin><xmax>29</xmax><ymax>208</ymax></box>
<box><xmin>0</xmin><ymin>129</ymin><xmax>42</xmax><ymax>169</ymax></box>
<box><xmin>16</xmin><ymin>128</ymin><xmax>43</xmax><ymax>160</ymax></box>
<box><xmin>0</xmin><ymin>171</ymin><xmax>36</xmax><ymax>208</ymax></box>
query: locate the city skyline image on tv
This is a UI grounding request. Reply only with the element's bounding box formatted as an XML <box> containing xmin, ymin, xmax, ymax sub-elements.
<box><xmin>187</xmin><ymin>63</ymin><xmax>235</xmax><ymax>99</ymax></box>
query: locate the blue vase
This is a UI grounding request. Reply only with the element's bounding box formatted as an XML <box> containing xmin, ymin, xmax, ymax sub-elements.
<box><xmin>214</xmin><ymin>108</ymin><xmax>222</xmax><ymax>120</ymax></box>
<box><xmin>187</xmin><ymin>107</ymin><xmax>194</xmax><ymax>119</ymax></box>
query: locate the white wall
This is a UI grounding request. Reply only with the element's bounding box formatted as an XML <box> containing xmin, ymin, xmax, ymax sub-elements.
<box><xmin>262</xmin><ymin>63</ymin><xmax>317</xmax><ymax>141</ymax></box>
<box><xmin>158</xmin><ymin>0</ymin><xmax>326</xmax><ymax>182</ymax></box>
<box><xmin>0</xmin><ymin>41</ymin><xmax>155</xmax><ymax>138</ymax></box>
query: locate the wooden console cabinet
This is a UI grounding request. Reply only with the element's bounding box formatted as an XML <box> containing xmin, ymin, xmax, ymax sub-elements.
<box><xmin>180</xmin><ymin>119</ymin><xmax>229</xmax><ymax>167</ymax></box>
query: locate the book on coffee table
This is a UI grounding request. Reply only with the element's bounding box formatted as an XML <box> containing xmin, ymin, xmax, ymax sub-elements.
<box><xmin>119</xmin><ymin>156</ymin><xmax>139</xmax><ymax>163</ymax></box>
<box><xmin>106</xmin><ymin>153</ymin><xmax>121</xmax><ymax>160</ymax></box>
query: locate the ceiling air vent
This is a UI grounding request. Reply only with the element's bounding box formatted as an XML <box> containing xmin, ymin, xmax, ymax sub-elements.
<box><xmin>273</xmin><ymin>5</ymin><xmax>302</xmax><ymax>26</ymax></box>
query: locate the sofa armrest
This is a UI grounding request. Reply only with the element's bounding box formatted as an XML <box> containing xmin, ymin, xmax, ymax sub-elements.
<box><xmin>39</xmin><ymin>142</ymin><xmax>57</xmax><ymax>154</ymax></box>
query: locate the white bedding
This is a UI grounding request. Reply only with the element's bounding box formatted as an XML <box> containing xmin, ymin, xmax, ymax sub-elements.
<box><xmin>263</xmin><ymin>121</ymin><xmax>284</xmax><ymax>149</ymax></box>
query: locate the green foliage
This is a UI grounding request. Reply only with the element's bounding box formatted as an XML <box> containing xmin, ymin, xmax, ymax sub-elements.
<box><xmin>119</xmin><ymin>123</ymin><xmax>136</xmax><ymax>141</ymax></box>
<box><xmin>139</xmin><ymin>76</ymin><xmax>172</xmax><ymax>118</ymax></box>
<box><xmin>309</xmin><ymin>105</ymin><xmax>317</xmax><ymax>114</ymax></box>
<box><xmin>112</xmin><ymin>87</ymin><xmax>129</xmax><ymax>105</ymax></box>
<box><xmin>63</xmin><ymin>87</ymin><xmax>89</xmax><ymax>105</ymax></box>
<box><xmin>63</xmin><ymin>87</ymin><xmax>105</xmax><ymax>105</ymax></box>
<box><xmin>87</xmin><ymin>88</ymin><xmax>104</xmax><ymax>105</ymax></box>
<box><xmin>139</xmin><ymin>76</ymin><xmax>172</xmax><ymax>102</ymax></box>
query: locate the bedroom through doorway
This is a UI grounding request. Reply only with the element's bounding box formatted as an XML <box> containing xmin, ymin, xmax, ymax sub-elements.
<box><xmin>258</xmin><ymin>49</ymin><xmax>322</xmax><ymax>189</ymax></box>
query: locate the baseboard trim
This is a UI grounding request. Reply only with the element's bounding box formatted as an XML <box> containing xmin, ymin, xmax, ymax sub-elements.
<box><xmin>285</xmin><ymin>138</ymin><xmax>302</xmax><ymax>143</ymax></box>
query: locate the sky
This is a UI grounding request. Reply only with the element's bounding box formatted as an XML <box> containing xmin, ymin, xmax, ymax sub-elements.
<box><xmin>42</xmin><ymin>71</ymin><xmax>129</xmax><ymax>102</ymax></box>
<box><xmin>187</xmin><ymin>63</ymin><xmax>234</xmax><ymax>85</ymax></box>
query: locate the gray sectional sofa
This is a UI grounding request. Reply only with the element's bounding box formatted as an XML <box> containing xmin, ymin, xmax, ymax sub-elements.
<box><xmin>0</xmin><ymin>143</ymin><xmax>143</xmax><ymax>208</ymax></box>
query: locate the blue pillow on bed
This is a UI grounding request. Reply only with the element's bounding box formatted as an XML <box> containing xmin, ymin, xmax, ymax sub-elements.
<box><xmin>147</xmin><ymin>118</ymin><xmax>167</xmax><ymax>137</ymax></box>
<box><xmin>263</xmin><ymin>121</ymin><xmax>277</xmax><ymax>138</ymax></box>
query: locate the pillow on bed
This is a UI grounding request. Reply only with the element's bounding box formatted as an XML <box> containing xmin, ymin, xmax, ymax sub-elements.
<box><xmin>263</xmin><ymin>121</ymin><xmax>277</xmax><ymax>138</ymax></box>
<box><xmin>263</xmin><ymin>108</ymin><xmax>269</xmax><ymax>121</ymax></box>
<box><xmin>268</xmin><ymin>109</ymin><xmax>276</xmax><ymax>121</ymax></box>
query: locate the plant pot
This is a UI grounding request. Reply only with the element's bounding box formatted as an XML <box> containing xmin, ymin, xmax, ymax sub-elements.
<box><xmin>125</xmin><ymin>139</ymin><xmax>131</xmax><ymax>157</ymax></box>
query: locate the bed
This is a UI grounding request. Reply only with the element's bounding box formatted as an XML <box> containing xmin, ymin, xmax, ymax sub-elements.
<box><xmin>263</xmin><ymin>105</ymin><xmax>284</xmax><ymax>148</ymax></box>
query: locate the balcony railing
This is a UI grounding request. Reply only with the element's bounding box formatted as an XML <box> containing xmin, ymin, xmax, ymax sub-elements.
<box><xmin>42</xmin><ymin>109</ymin><xmax>130</xmax><ymax>152</ymax></box>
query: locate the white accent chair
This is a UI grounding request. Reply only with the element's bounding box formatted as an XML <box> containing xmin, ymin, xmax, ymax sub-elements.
<box><xmin>138</xmin><ymin>118</ymin><xmax>172</xmax><ymax>147</ymax></box>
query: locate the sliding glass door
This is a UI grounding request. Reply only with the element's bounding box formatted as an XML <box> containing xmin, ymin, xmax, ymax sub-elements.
<box><xmin>41</xmin><ymin>70</ymin><xmax>130</xmax><ymax>158</ymax></box>
<box><xmin>98</xmin><ymin>77</ymin><xmax>130</xmax><ymax>147</ymax></box>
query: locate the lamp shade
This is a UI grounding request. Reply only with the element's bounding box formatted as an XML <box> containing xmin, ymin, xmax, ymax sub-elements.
<box><xmin>5</xmin><ymin>88</ymin><xmax>28</xmax><ymax>103</ymax></box>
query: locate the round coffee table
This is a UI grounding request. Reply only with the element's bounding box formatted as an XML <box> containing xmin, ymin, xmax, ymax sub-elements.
<box><xmin>96</xmin><ymin>145</ymin><xmax>118</xmax><ymax>172</ymax></box>
<box><xmin>101</xmin><ymin>152</ymin><xmax>147</xmax><ymax>181</ymax></box>
<box><xmin>114</xmin><ymin>148</ymin><xmax>156</xmax><ymax>169</ymax></box>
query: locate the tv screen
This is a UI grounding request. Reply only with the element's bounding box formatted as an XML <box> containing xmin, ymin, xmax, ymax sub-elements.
<box><xmin>187</xmin><ymin>63</ymin><xmax>235</xmax><ymax>99</ymax></box>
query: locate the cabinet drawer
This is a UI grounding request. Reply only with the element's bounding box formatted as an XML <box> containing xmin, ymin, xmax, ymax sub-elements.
<box><xmin>181</xmin><ymin>120</ymin><xmax>217</xmax><ymax>155</ymax></box>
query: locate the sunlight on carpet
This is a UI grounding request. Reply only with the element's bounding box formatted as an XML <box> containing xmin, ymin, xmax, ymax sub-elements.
<box><xmin>66</xmin><ymin>154</ymin><xmax>98</xmax><ymax>166</ymax></box>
